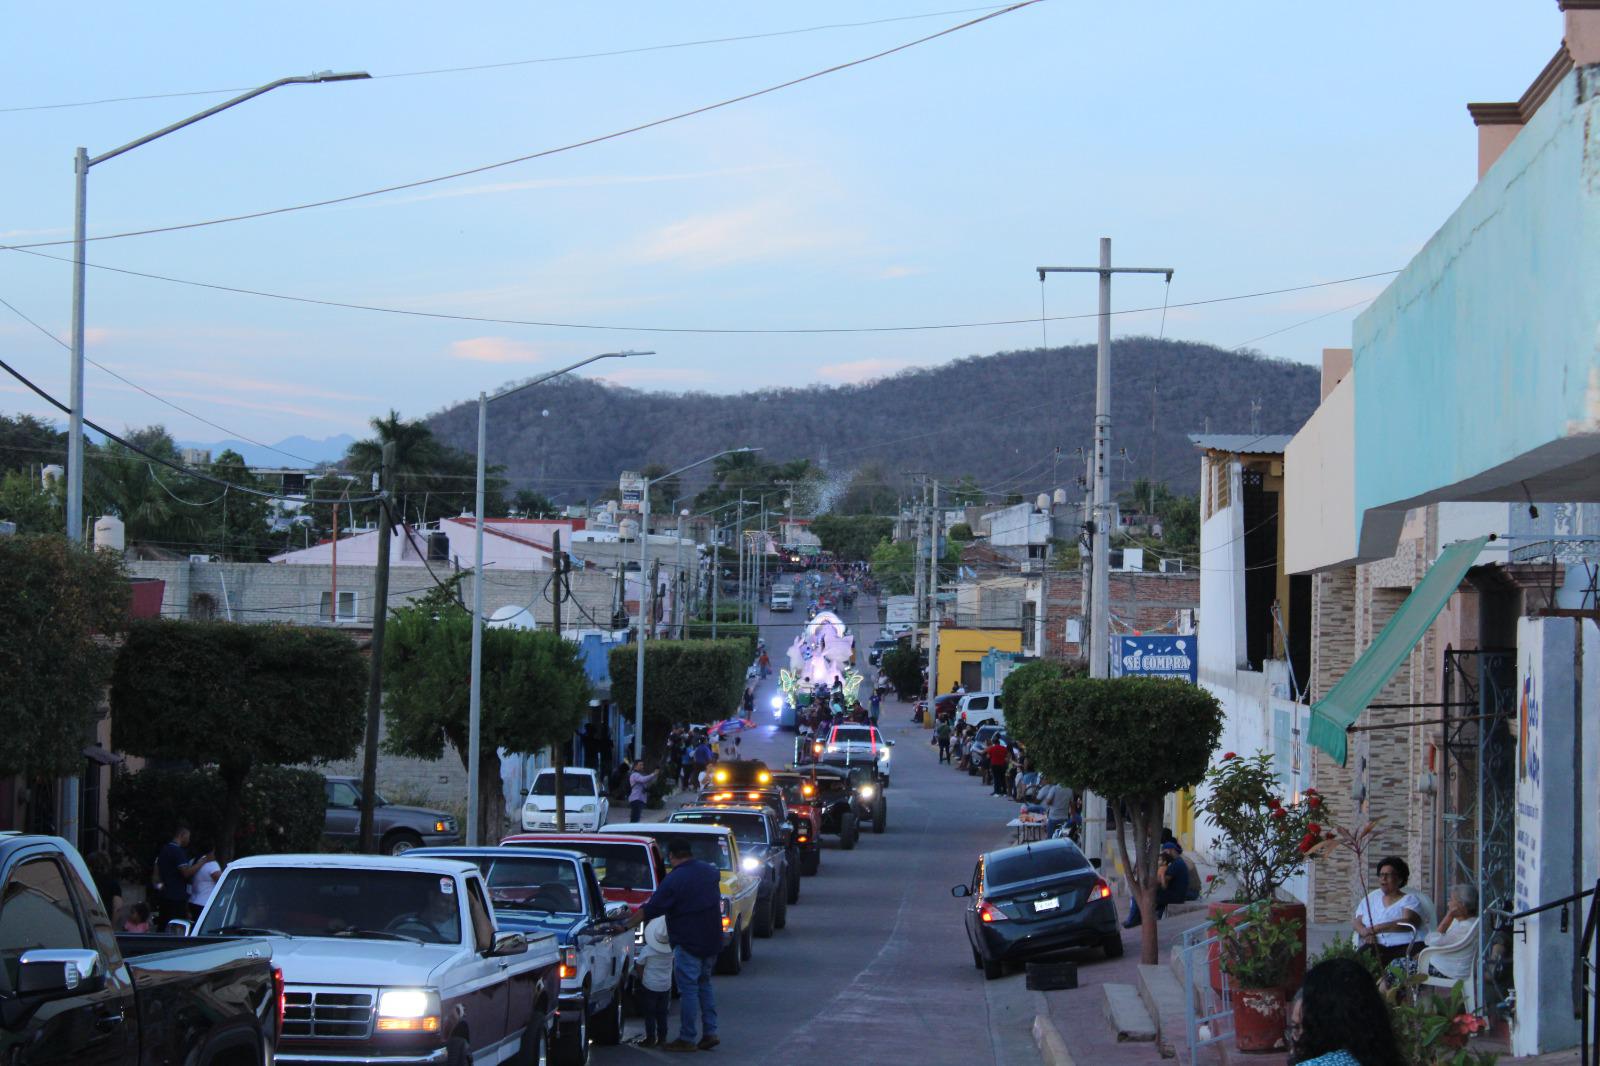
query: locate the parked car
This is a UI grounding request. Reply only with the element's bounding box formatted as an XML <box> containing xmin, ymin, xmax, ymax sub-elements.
<box><xmin>820</xmin><ymin>723</ymin><xmax>894</xmax><ymax>788</ymax></box>
<box><xmin>770</xmin><ymin>586</ymin><xmax>795</xmax><ymax>612</ymax></box>
<box><xmin>600</xmin><ymin>823</ymin><xmax>758</xmax><ymax>975</ymax></box>
<box><xmin>867</xmin><ymin>636</ymin><xmax>900</xmax><ymax>666</ymax></box>
<box><xmin>965</xmin><ymin>724</ymin><xmax>1007</xmax><ymax>775</ymax></box>
<box><xmin>952</xmin><ymin>837</ymin><xmax>1120</xmax><ymax>980</ymax></box>
<box><xmin>0</xmin><ymin>835</ymin><xmax>279</xmax><ymax>1066</ymax></box>
<box><xmin>670</xmin><ymin>804</ymin><xmax>793</xmax><ymax>933</ymax></box>
<box><xmin>522</xmin><ymin>767</ymin><xmax>610</xmax><ymax>832</ymax></box>
<box><xmin>410</xmin><ymin>847</ymin><xmax>633</xmax><ymax>1063</ymax></box>
<box><xmin>500</xmin><ymin>833</ymin><xmax>665</xmax><ymax>917</ymax></box>
<box><xmin>957</xmin><ymin>691</ymin><xmax>1005</xmax><ymax>728</ymax></box>
<box><xmin>190</xmin><ymin>853</ymin><xmax>561</xmax><ymax>1066</ymax></box>
<box><xmin>322</xmin><ymin>774</ymin><xmax>461</xmax><ymax>855</ymax></box>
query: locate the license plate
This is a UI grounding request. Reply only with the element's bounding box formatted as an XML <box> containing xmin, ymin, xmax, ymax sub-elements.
<box><xmin>1034</xmin><ymin>897</ymin><xmax>1060</xmax><ymax>912</ymax></box>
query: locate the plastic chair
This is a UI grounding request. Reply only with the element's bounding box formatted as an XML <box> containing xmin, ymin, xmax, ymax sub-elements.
<box><xmin>1417</xmin><ymin>916</ymin><xmax>1480</xmax><ymax>1012</ymax></box>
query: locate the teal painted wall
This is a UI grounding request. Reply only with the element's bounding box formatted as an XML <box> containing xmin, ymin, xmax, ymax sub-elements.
<box><xmin>1353</xmin><ymin>68</ymin><xmax>1600</xmax><ymax>532</ymax></box>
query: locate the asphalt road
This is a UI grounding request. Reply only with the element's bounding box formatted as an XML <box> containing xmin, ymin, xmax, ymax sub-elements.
<box><xmin>592</xmin><ymin>593</ymin><xmax>1052</xmax><ymax>1065</ymax></box>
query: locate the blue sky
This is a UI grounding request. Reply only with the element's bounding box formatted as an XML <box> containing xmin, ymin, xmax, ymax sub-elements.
<box><xmin>0</xmin><ymin>2</ymin><xmax>1560</xmax><ymax>445</ymax></box>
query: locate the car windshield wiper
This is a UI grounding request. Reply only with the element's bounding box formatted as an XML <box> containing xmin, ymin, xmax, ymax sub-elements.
<box><xmin>334</xmin><ymin>929</ymin><xmax>424</xmax><ymax>943</ymax></box>
<box><xmin>214</xmin><ymin>924</ymin><xmax>294</xmax><ymax>938</ymax></box>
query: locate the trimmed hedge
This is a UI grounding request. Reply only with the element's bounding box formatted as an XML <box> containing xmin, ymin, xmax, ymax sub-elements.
<box><xmin>110</xmin><ymin>765</ymin><xmax>326</xmax><ymax>872</ymax></box>
<box><xmin>609</xmin><ymin>639</ymin><xmax>748</xmax><ymax>753</ymax></box>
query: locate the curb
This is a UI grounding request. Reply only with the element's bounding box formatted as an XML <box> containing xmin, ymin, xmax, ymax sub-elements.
<box><xmin>1032</xmin><ymin>1014</ymin><xmax>1075</xmax><ymax>1066</ymax></box>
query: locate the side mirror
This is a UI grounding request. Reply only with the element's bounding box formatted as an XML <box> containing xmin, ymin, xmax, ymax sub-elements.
<box><xmin>604</xmin><ymin>902</ymin><xmax>631</xmax><ymax>922</ymax></box>
<box><xmin>886</xmin><ymin>740</ymin><xmax>896</xmax><ymax>747</ymax></box>
<box><xmin>1089</xmin><ymin>857</ymin><xmax>1102</xmax><ymax>870</ymax></box>
<box><xmin>18</xmin><ymin>949</ymin><xmax>101</xmax><ymax>996</ymax></box>
<box><xmin>165</xmin><ymin>919</ymin><xmax>193</xmax><ymax>937</ymax></box>
<box><xmin>950</xmin><ymin>885</ymin><xmax>971</xmax><ymax>898</ymax></box>
<box><xmin>489</xmin><ymin>931</ymin><xmax>529</xmax><ymax>957</ymax></box>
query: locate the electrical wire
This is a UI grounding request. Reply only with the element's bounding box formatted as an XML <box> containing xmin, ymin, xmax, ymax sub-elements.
<box><xmin>1229</xmin><ymin>296</ymin><xmax>1374</xmax><ymax>351</ymax></box>
<box><xmin>7</xmin><ymin>245</ymin><xmax>1400</xmax><ymax>336</ymax></box>
<box><xmin>1</xmin><ymin>3</ymin><xmax>1042</xmax><ymax>250</ymax></box>
<box><xmin>0</xmin><ymin>6</ymin><xmax>1020</xmax><ymax>114</ymax></box>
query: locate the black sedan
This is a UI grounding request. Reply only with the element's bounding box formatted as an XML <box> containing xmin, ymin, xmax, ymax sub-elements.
<box><xmin>952</xmin><ymin>838</ymin><xmax>1122</xmax><ymax>979</ymax></box>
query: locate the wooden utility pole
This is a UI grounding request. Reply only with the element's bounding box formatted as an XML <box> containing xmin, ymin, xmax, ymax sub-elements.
<box><xmin>552</xmin><ymin>531</ymin><xmax>566</xmax><ymax>832</ymax></box>
<box><xmin>358</xmin><ymin>441</ymin><xmax>395</xmax><ymax>852</ymax></box>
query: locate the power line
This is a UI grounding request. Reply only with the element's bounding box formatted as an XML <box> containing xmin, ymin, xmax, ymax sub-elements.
<box><xmin>1228</xmin><ymin>296</ymin><xmax>1375</xmax><ymax>351</ymax></box>
<box><xmin>0</xmin><ymin>3</ymin><xmax>1042</xmax><ymax>250</ymax></box>
<box><xmin>0</xmin><ymin>6</ymin><xmax>1018</xmax><ymax>114</ymax></box>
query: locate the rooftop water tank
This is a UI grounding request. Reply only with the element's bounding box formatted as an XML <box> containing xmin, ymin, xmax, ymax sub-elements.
<box><xmin>1036</xmin><ymin>493</ymin><xmax>1050</xmax><ymax>511</ymax></box>
<box><xmin>619</xmin><ymin>517</ymin><xmax>640</xmax><ymax>541</ymax></box>
<box><xmin>93</xmin><ymin>515</ymin><xmax>125</xmax><ymax>553</ymax></box>
<box><xmin>1053</xmin><ymin>488</ymin><xmax>1068</xmax><ymax>505</ymax></box>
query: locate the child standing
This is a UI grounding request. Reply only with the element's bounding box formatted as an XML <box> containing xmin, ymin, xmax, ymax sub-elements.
<box><xmin>121</xmin><ymin>902</ymin><xmax>152</xmax><ymax>933</ymax></box>
<box><xmin>637</xmin><ymin>917</ymin><xmax>674</xmax><ymax>1047</ymax></box>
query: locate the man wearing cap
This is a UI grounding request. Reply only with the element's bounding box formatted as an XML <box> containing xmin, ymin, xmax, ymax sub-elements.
<box><xmin>1123</xmin><ymin>838</ymin><xmax>1192</xmax><ymax>928</ymax></box>
<box><xmin>622</xmin><ymin>838</ymin><xmax>722</xmax><ymax>1052</ymax></box>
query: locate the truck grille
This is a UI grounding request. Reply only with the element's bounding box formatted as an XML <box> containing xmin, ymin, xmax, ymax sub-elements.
<box><xmin>282</xmin><ymin>987</ymin><xmax>375</xmax><ymax>1039</ymax></box>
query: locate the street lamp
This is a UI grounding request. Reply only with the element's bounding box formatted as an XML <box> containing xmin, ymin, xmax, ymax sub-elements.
<box><xmin>65</xmin><ymin>70</ymin><xmax>370</xmax><ymax>544</ymax></box>
<box><xmin>466</xmin><ymin>350</ymin><xmax>650</xmax><ymax>844</ymax></box>
<box><xmin>634</xmin><ymin>448</ymin><xmax>759</xmax><ymax>761</ymax></box>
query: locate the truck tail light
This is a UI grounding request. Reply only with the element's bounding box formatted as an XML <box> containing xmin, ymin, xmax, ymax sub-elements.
<box><xmin>272</xmin><ymin>966</ymin><xmax>285</xmax><ymax>1040</ymax></box>
<box><xmin>1089</xmin><ymin>879</ymin><xmax>1112</xmax><ymax>901</ymax></box>
<box><xmin>720</xmin><ymin>899</ymin><xmax>732</xmax><ymax>931</ymax></box>
<box><xmin>559</xmin><ymin>947</ymin><xmax>578</xmax><ymax>980</ymax></box>
<box><xmin>978</xmin><ymin>901</ymin><xmax>1009</xmax><ymax>923</ymax></box>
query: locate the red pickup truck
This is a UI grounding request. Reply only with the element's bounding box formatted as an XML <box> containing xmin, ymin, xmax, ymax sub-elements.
<box><xmin>500</xmin><ymin>833</ymin><xmax>665</xmax><ymax>915</ymax></box>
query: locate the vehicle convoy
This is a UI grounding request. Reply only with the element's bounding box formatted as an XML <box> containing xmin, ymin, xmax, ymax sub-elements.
<box><xmin>820</xmin><ymin>723</ymin><xmax>894</xmax><ymax>788</ymax></box>
<box><xmin>599</xmin><ymin>823</ymin><xmax>759</xmax><ymax>975</ymax></box>
<box><xmin>521</xmin><ymin>767</ymin><xmax>610</xmax><ymax>832</ymax></box>
<box><xmin>669</xmin><ymin>805</ymin><xmax>795</xmax><ymax>932</ymax></box>
<box><xmin>691</xmin><ymin>788</ymin><xmax>803</xmax><ymax>901</ymax></box>
<box><xmin>952</xmin><ymin>837</ymin><xmax>1121</xmax><ymax>980</ymax></box>
<box><xmin>191</xmin><ymin>853</ymin><xmax>561</xmax><ymax>1066</ymax></box>
<box><xmin>808</xmin><ymin>763</ymin><xmax>887</xmax><ymax>838</ymax></box>
<box><xmin>411</xmin><ymin>847</ymin><xmax>633</xmax><ymax>1064</ymax></box>
<box><xmin>764</xmin><ymin>772</ymin><xmax>826</xmax><ymax>874</ymax></box>
<box><xmin>0</xmin><ymin>835</ymin><xmax>280</xmax><ymax>1066</ymax></box>
<box><xmin>322</xmin><ymin>774</ymin><xmax>461</xmax><ymax>855</ymax></box>
<box><xmin>500</xmin><ymin>833</ymin><xmax>665</xmax><ymax>916</ymax></box>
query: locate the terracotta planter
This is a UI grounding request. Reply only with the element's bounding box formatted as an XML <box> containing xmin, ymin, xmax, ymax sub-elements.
<box><xmin>1205</xmin><ymin>900</ymin><xmax>1308</xmax><ymax>999</ymax></box>
<box><xmin>1232</xmin><ymin>986</ymin><xmax>1286</xmax><ymax>1052</ymax></box>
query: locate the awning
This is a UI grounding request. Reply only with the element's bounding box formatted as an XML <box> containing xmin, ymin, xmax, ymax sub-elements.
<box><xmin>1307</xmin><ymin>535</ymin><xmax>1489</xmax><ymax>765</ymax></box>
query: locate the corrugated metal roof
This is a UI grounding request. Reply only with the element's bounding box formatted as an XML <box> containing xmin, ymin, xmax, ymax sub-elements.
<box><xmin>1187</xmin><ymin>433</ymin><xmax>1294</xmax><ymax>455</ymax></box>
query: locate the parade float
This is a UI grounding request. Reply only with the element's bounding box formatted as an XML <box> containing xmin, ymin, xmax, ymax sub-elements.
<box><xmin>773</xmin><ymin>610</ymin><xmax>863</xmax><ymax>732</ymax></box>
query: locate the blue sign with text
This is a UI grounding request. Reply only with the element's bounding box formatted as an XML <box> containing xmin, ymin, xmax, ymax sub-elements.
<box><xmin>1113</xmin><ymin>635</ymin><xmax>1197</xmax><ymax>684</ymax></box>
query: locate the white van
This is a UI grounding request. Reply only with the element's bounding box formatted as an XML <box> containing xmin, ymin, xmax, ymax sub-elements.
<box><xmin>770</xmin><ymin>586</ymin><xmax>794</xmax><ymax>612</ymax></box>
<box><xmin>957</xmin><ymin>691</ymin><xmax>1004</xmax><ymax>728</ymax></box>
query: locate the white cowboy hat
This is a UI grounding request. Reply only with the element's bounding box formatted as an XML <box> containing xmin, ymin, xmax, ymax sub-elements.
<box><xmin>645</xmin><ymin>916</ymin><xmax>670</xmax><ymax>953</ymax></box>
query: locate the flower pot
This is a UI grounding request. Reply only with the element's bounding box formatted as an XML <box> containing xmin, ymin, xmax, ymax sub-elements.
<box><xmin>1206</xmin><ymin>901</ymin><xmax>1308</xmax><ymax>998</ymax></box>
<box><xmin>1232</xmin><ymin>986</ymin><xmax>1286</xmax><ymax>1052</ymax></box>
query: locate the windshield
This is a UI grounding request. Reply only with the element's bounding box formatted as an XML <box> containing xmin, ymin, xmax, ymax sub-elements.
<box><xmin>671</xmin><ymin>811</ymin><xmax>767</xmax><ymax>847</ymax></box>
<box><xmin>531</xmin><ymin>771</ymin><xmax>596</xmax><ymax>797</ymax></box>
<box><xmin>639</xmin><ymin>833</ymin><xmax>733</xmax><ymax>871</ymax></box>
<box><xmin>508</xmin><ymin>842</ymin><xmax>655</xmax><ymax>891</ymax></box>
<box><xmin>831</xmin><ymin>727</ymin><xmax>877</xmax><ymax>746</ymax></box>
<box><xmin>197</xmin><ymin>868</ymin><xmax>462</xmax><ymax>944</ymax></box>
<box><xmin>987</xmin><ymin>845</ymin><xmax>1090</xmax><ymax>889</ymax></box>
<box><xmin>456</xmin><ymin>856</ymin><xmax>583</xmax><ymax>913</ymax></box>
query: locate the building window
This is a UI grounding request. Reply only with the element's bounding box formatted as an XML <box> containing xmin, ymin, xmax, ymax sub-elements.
<box><xmin>1022</xmin><ymin>601</ymin><xmax>1037</xmax><ymax>652</ymax></box>
<box><xmin>190</xmin><ymin>593</ymin><xmax>217</xmax><ymax>621</ymax></box>
<box><xmin>320</xmin><ymin>590</ymin><xmax>358</xmax><ymax>623</ymax></box>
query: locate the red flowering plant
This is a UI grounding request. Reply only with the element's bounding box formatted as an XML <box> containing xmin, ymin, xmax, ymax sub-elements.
<box><xmin>1194</xmin><ymin>751</ymin><xmax>1330</xmax><ymax>902</ymax></box>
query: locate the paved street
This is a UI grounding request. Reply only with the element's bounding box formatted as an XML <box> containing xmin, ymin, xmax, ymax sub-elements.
<box><xmin>594</xmin><ymin>596</ymin><xmax>1080</xmax><ymax>1065</ymax></box>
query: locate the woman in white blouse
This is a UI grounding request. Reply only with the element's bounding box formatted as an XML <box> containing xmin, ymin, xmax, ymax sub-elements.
<box><xmin>1352</xmin><ymin>855</ymin><xmax>1423</xmax><ymax>965</ymax></box>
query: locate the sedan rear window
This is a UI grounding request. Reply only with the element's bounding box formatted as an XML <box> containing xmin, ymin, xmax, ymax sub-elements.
<box><xmin>532</xmin><ymin>771</ymin><xmax>596</xmax><ymax>797</ymax></box>
<box><xmin>986</xmin><ymin>845</ymin><xmax>1090</xmax><ymax>889</ymax></box>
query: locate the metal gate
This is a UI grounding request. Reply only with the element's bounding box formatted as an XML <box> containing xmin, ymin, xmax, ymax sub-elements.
<box><xmin>1439</xmin><ymin>647</ymin><xmax>1517</xmax><ymax>1018</ymax></box>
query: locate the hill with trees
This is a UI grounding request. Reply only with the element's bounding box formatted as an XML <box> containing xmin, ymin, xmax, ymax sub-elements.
<box><xmin>425</xmin><ymin>338</ymin><xmax>1319</xmax><ymax>508</ymax></box>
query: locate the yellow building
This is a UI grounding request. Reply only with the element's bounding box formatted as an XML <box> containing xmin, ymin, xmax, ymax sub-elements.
<box><xmin>935</xmin><ymin>627</ymin><xmax>1022</xmax><ymax>694</ymax></box>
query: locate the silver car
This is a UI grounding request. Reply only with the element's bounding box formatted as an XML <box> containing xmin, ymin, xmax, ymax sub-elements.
<box><xmin>322</xmin><ymin>775</ymin><xmax>462</xmax><ymax>854</ymax></box>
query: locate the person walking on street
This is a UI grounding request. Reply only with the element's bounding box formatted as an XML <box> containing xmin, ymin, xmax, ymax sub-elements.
<box><xmin>758</xmin><ymin>651</ymin><xmax>770</xmax><ymax>679</ymax></box>
<box><xmin>936</xmin><ymin>718</ymin><xmax>952</xmax><ymax>763</ymax></box>
<box><xmin>636</xmin><ymin>917</ymin><xmax>675</xmax><ymax>1047</ymax></box>
<box><xmin>153</xmin><ymin>823</ymin><xmax>209</xmax><ymax>930</ymax></box>
<box><xmin>628</xmin><ymin>760</ymin><xmax>659</xmax><ymax>823</ymax></box>
<box><xmin>622</xmin><ymin>838</ymin><xmax>723</xmax><ymax>1052</ymax></box>
<box><xmin>868</xmin><ymin>690</ymin><xmax>881</xmax><ymax>725</ymax></box>
<box><xmin>691</xmin><ymin>738</ymin><xmax>713</xmax><ymax>789</ymax></box>
<box><xmin>986</xmin><ymin>738</ymin><xmax>1010</xmax><ymax>796</ymax></box>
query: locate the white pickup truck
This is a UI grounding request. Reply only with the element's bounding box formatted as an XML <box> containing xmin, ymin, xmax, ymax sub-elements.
<box><xmin>190</xmin><ymin>853</ymin><xmax>561</xmax><ymax>1066</ymax></box>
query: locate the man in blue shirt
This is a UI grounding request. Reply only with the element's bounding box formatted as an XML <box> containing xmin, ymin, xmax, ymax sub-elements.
<box><xmin>153</xmin><ymin>822</ymin><xmax>208</xmax><ymax>930</ymax></box>
<box><xmin>623</xmin><ymin>838</ymin><xmax>722</xmax><ymax>1051</ymax></box>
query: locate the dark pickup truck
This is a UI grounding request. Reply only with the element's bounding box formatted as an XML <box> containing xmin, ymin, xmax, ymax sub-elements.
<box><xmin>0</xmin><ymin>835</ymin><xmax>278</xmax><ymax>1066</ymax></box>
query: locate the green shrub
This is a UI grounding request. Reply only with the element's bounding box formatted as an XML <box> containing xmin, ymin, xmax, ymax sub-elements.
<box><xmin>684</xmin><ymin>622</ymin><xmax>757</xmax><ymax>662</ymax></box>
<box><xmin>110</xmin><ymin>765</ymin><xmax>326</xmax><ymax>873</ymax></box>
<box><xmin>880</xmin><ymin>645</ymin><xmax>923</xmax><ymax>698</ymax></box>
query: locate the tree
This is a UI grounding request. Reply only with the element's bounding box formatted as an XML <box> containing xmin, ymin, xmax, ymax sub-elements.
<box><xmin>949</xmin><ymin>474</ymin><xmax>984</xmax><ymax>506</ymax></box>
<box><xmin>0</xmin><ymin>413</ymin><xmax>66</xmax><ymax>474</ymax></box>
<box><xmin>1004</xmin><ymin>669</ymin><xmax>1223</xmax><ymax>964</ymax></box>
<box><xmin>811</xmin><ymin>514</ymin><xmax>893</xmax><ymax>562</ymax></box>
<box><xmin>383</xmin><ymin>604</ymin><xmax>591</xmax><ymax>843</ymax></box>
<box><xmin>837</xmin><ymin>462</ymin><xmax>898</xmax><ymax>516</ymax></box>
<box><xmin>346</xmin><ymin>410</ymin><xmax>505</xmax><ymax>526</ymax></box>
<box><xmin>202</xmin><ymin>449</ymin><xmax>272</xmax><ymax>560</ymax></box>
<box><xmin>870</xmin><ymin>535</ymin><xmax>960</xmax><ymax>595</ymax></box>
<box><xmin>947</xmin><ymin>522</ymin><xmax>974</xmax><ymax>542</ymax></box>
<box><xmin>608</xmin><ymin>640</ymin><xmax>747</xmax><ymax>754</ymax></box>
<box><xmin>0</xmin><ymin>470</ymin><xmax>64</xmax><ymax>533</ymax></box>
<box><xmin>511</xmin><ymin>489</ymin><xmax>558</xmax><ymax>517</ymax></box>
<box><xmin>0</xmin><ymin>535</ymin><xmax>130</xmax><ymax>780</ymax></box>
<box><xmin>111</xmin><ymin>620</ymin><xmax>366</xmax><ymax>862</ymax></box>
<box><xmin>86</xmin><ymin>426</ymin><xmax>206</xmax><ymax>548</ymax></box>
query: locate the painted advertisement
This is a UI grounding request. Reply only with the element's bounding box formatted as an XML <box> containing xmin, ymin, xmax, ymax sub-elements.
<box><xmin>1112</xmin><ymin>635</ymin><xmax>1197</xmax><ymax>683</ymax></box>
<box><xmin>619</xmin><ymin>471</ymin><xmax>645</xmax><ymax>512</ymax></box>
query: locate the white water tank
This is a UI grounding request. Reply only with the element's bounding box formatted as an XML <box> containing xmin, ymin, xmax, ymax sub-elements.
<box><xmin>42</xmin><ymin>464</ymin><xmax>64</xmax><ymax>485</ymax></box>
<box><xmin>1053</xmin><ymin>488</ymin><xmax>1068</xmax><ymax>506</ymax></box>
<box><xmin>619</xmin><ymin>517</ymin><xmax>640</xmax><ymax>541</ymax></box>
<box><xmin>93</xmin><ymin>515</ymin><xmax>125</xmax><ymax>553</ymax></box>
<box><xmin>1035</xmin><ymin>493</ymin><xmax>1050</xmax><ymax>511</ymax></box>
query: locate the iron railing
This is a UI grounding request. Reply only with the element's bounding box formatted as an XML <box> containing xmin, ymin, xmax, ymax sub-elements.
<box><xmin>1495</xmin><ymin>882</ymin><xmax>1599</xmax><ymax>1066</ymax></box>
<box><xmin>1179</xmin><ymin>917</ymin><xmax>1247</xmax><ymax>1059</ymax></box>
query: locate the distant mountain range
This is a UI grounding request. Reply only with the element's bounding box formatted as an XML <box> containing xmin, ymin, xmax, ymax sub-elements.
<box><xmin>176</xmin><ymin>433</ymin><xmax>355</xmax><ymax>468</ymax></box>
<box><xmin>423</xmin><ymin>339</ymin><xmax>1321</xmax><ymax>505</ymax></box>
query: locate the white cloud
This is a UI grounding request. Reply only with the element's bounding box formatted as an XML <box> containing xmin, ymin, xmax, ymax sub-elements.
<box><xmin>817</xmin><ymin>358</ymin><xmax>914</xmax><ymax>384</ymax></box>
<box><xmin>877</xmin><ymin>265</ymin><xmax>925</xmax><ymax>280</ymax></box>
<box><xmin>449</xmin><ymin>336</ymin><xmax>548</xmax><ymax>364</ymax></box>
<box><xmin>625</xmin><ymin>201</ymin><xmax>857</xmax><ymax>269</ymax></box>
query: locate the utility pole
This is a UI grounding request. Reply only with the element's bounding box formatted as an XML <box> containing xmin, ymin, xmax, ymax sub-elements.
<box><xmin>1038</xmin><ymin>241</ymin><xmax>1172</xmax><ymax>679</ymax></box>
<box><xmin>358</xmin><ymin>441</ymin><xmax>395</xmax><ymax>853</ymax></box>
<box><xmin>736</xmin><ymin>490</ymin><xmax>746</xmax><ymax>625</ymax></box>
<box><xmin>552</xmin><ymin>532</ymin><xmax>566</xmax><ymax>832</ymax></box>
<box><xmin>711</xmin><ymin>532</ymin><xmax>720</xmax><ymax>639</ymax></box>
<box><xmin>927</xmin><ymin>479</ymin><xmax>941</xmax><ymax>704</ymax></box>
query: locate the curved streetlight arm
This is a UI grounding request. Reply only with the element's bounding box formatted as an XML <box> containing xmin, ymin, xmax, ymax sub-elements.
<box><xmin>488</xmin><ymin>350</ymin><xmax>650</xmax><ymax>406</ymax></box>
<box><xmin>90</xmin><ymin>70</ymin><xmax>370</xmax><ymax>168</ymax></box>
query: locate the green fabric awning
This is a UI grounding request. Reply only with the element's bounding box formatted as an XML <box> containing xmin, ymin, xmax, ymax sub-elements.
<box><xmin>1307</xmin><ymin>535</ymin><xmax>1489</xmax><ymax>766</ymax></box>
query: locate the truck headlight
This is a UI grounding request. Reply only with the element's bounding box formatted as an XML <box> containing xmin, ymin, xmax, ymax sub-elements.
<box><xmin>376</xmin><ymin>988</ymin><xmax>440</xmax><ymax>1031</ymax></box>
<box><xmin>858</xmin><ymin>785</ymin><xmax>876</xmax><ymax>799</ymax></box>
<box><xmin>741</xmin><ymin>857</ymin><xmax>761</xmax><ymax>873</ymax></box>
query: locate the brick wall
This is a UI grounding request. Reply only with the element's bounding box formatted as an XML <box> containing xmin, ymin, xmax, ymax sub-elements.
<box><xmin>1308</xmin><ymin>567</ymin><xmax>1357</xmax><ymax>923</ymax></box>
<box><xmin>1042</xmin><ymin>570</ymin><xmax>1199</xmax><ymax>659</ymax></box>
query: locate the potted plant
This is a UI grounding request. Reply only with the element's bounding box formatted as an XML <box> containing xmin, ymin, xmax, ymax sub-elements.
<box><xmin>1194</xmin><ymin>751</ymin><xmax>1327</xmax><ymax>996</ymax></box>
<box><xmin>1387</xmin><ymin>974</ymin><xmax>1494</xmax><ymax>1065</ymax></box>
<box><xmin>1210</xmin><ymin>901</ymin><xmax>1303</xmax><ymax>1052</ymax></box>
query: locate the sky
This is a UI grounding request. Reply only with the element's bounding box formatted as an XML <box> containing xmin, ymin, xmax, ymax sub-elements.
<box><xmin>0</xmin><ymin>2</ymin><xmax>1561</xmax><ymax>449</ymax></box>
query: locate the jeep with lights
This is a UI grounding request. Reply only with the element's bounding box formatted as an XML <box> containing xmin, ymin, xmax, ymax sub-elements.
<box><xmin>192</xmin><ymin>853</ymin><xmax>560</xmax><ymax>1066</ymax></box>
